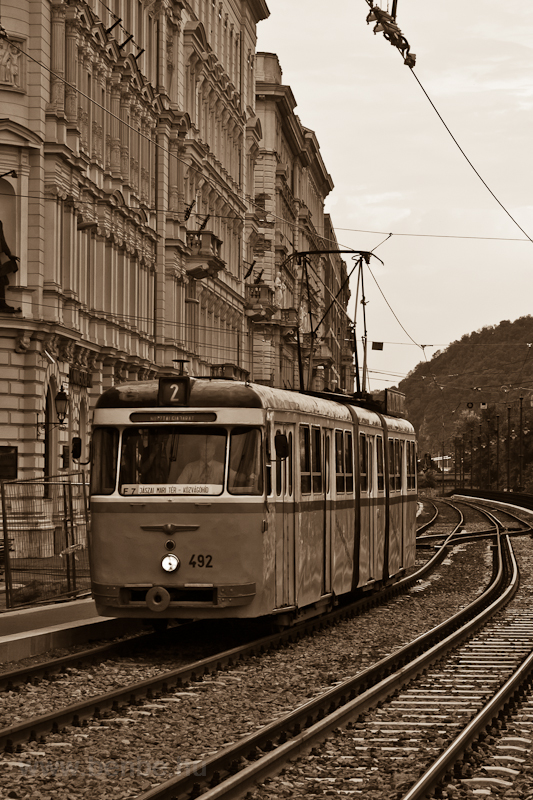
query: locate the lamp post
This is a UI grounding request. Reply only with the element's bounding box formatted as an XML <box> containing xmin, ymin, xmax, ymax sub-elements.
<box><xmin>37</xmin><ymin>386</ymin><xmax>68</xmax><ymax>437</ymax></box>
<box><xmin>469</xmin><ymin>437</ymin><xmax>473</xmax><ymax>489</ymax></box>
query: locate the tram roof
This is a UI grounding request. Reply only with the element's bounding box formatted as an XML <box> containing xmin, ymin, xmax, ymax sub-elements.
<box><xmin>96</xmin><ymin>378</ymin><xmax>414</xmax><ymax>431</ymax></box>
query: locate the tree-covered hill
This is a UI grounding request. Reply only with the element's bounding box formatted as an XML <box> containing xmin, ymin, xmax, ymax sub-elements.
<box><xmin>397</xmin><ymin>315</ymin><xmax>533</xmax><ymax>488</ymax></box>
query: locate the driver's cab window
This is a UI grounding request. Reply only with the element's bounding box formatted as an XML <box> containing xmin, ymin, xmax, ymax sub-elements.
<box><xmin>119</xmin><ymin>426</ymin><xmax>227</xmax><ymax>496</ymax></box>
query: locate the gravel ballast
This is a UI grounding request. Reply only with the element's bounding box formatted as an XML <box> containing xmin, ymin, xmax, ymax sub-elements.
<box><xmin>0</xmin><ymin>535</ymin><xmax>495</xmax><ymax>800</ymax></box>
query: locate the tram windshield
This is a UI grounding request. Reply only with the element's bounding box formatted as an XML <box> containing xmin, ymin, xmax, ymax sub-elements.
<box><xmin>91</xmin><ymin>425</ymin><xmax>263</xmax><ymax>497</ymax></box>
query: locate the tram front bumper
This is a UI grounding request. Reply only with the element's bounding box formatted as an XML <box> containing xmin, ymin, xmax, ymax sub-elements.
<box><xmin>92</xmin><ymin>582</ymin><xmax>257</xmax><ymax>609</ymax></box>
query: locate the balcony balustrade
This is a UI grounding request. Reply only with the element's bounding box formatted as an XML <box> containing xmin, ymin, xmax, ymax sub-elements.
<box><xmin>245</xmin><ymin>283</ymin><xmax>276</xmax><ymax>322</ymax></box>
<box><xmin>185</xmin><ymin>230</ymin><xmax>225</xmax><ymax>279</ymax></box>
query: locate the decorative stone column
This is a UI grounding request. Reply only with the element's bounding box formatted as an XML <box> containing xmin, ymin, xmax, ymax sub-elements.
<box><xmin>49</xmin><ymin>3</ymin><xmax>66</xmax><ymax>115</ymax></box>
<box><xmin>110</xmin><ymin>80</ymin><xmax>122</xmax><ymax>178</ymax></box>
<box><xmin>65</xmin><ymin>13</ymin><xmax>79</xmax><ymax>124</ymax></box>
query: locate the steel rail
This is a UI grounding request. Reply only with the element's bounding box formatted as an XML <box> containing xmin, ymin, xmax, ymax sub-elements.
<box><xmin>0</xmin><ymin>626</ymin><xmax>184</xmax><ymax>692</ymax></box>
<box><xmin>401</xmin><ymin>533</ymin><xmax>520</xmax><ymax>799</ymax></box>
<box><xmin>0</xmin><ymin>499</ymin><xmax>497</xmax><ymax>758</ymax></box>
<box><xmin>0</xmin><ymin>506</ymin><xmax>463</xmax><ymax>707</ymax></box>
<box><xmin>416</xmin><ymin>498</ymin><xmax>440</xmax><ymax>534</ymax></box>
<box><xmin>131</xmin><ymin>525</ymin><xmax>513</xmax><ymax>800</ymax></box>
<box><xmin>0</xmin><ymin>528</ymin><xmax>456</xmax><ymax>753</ymax></box>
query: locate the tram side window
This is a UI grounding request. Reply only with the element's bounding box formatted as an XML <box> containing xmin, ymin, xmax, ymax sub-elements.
<box><xmin>360</xmin><ymin>432</ymin><xmax>368</xmax><ymax>492</ymax></box>
<box><xmin>377</xmin><ymin>436</ymin><xmax>385</xmax><ymax>491</ymax></box>
<box><xmin>389</xmin><ymin>438</ymin><xmax>396</xmax><ymax>492</ymax></box>
<box><xmin>300</xmin><ymin>425</ymin><xmax>311</xmax><ymax>494</ymax></box>
<box><xmin>276</xmin><ymin>429</ymin><xmax>283</xmax><ymax>497</ymax></box>
<box><xmin>266</xmin><ymin>427</ymin><xmax>272</xmax><ymax>496</ymax></box>
<box><xmin>228</xmin><ymin>427</ymin><xmax>263</xmax><ymax>495</ymax></box>
<box><xmin>90</xmin><ymin>427</ymin><xmax>119</xmax><ymax>495</ymax></box>
<box><xmin>396</xmin><ymin>439</ymin><xmax>402</xmax><ymax>490</ymax></box>
<box><xmin>335</xmin><ymin>430</ymin><xmax>345</xmax><ymax>493</ymax></box>
<box><xmin>312</xmin><ymin>426</ymin><xmax>322</xmax><ymax>493</ymax></box>
<box><xmin>345</xmin><ymin>432</ymin><xmax>354</xmax><ymax>493</ymax></box>
<box><xmin>407</xmin><ymin>441</ymin><xmax>417</xmax><ymax>489</ymax></box>
<box><xmin>288</xmin><ymin>432</ymin><xmax>293</xmax><ymax>496</ymax></box>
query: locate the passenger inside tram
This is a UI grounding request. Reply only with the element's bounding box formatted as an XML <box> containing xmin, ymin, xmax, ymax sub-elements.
<box><xmin>116</xmin><ymin>426</ymin><xmax>263</xmax><ymax>495</ymax></box>
<box><xmin>176</xmin><ymin>437</ymin><xmax>227</xmax><ymax>485</ymax></box>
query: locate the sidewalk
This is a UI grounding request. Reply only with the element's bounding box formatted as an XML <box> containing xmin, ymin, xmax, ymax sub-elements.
<box><xmin>0</xmin><ymin>597</ymin><xmax>142</xmax><ymax>663</ymax></box>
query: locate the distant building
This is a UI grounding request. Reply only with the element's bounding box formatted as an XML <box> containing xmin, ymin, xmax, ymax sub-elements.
<box><xmin>0</xmin><ymin>2</ymin><xmax>353</xmax><ymax>479</ymax></box>
<box><xmin>252</xmin><ymin>53</ymin><xmax>354</xmax><ymax>391</ymax></box>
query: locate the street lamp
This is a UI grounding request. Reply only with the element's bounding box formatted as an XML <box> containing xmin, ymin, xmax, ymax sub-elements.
<box><xmin>37</xmin><ymin>386</ymin><xmax>68</xmax><ymax>436</ymax></box>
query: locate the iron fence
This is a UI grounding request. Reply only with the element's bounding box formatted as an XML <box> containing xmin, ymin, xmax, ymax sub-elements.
<box><xmin>0</xmin><ymin>472</ymin><xmax>90</xmax><ymax>610</ymax></box>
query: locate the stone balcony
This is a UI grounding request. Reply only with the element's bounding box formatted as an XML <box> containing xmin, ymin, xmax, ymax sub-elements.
<box><xmin>185</xmin><ymin>230</ymin><xmax>225</xmax><ymax>279</ymax></box>
<box><xmin>245</xmin><ymin>283</ymin><xmax>276</xmax><ymax>322</ymax></box>
<box><xmin>279</xmin><ymin>308</ymin><xmax>298</xmax><ymax>327</ymax></box>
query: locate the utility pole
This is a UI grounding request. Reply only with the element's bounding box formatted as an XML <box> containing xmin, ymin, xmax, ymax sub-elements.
<box><xmin>470</xmin><ymin>428</ymin><xmax>473</xmax><ymax>489</ymax></box>
<box><xmin>496</xmin><ymin>415</ymin><xmax>500</xmax><ymax>490</ymax></box>
<box><xmin>507</xmin><ymin>405</ymin><xmax>511</xmax><ymax>491</ymax></box>
<box><xmin>278</xmin><ymin>249</ymin><xmax>379</xmax><ymax>396</ymax></box>
<box><xmin>519</xmin><ymin>396</ymin><xmax>524</xmax><ymax>490</ymax></box>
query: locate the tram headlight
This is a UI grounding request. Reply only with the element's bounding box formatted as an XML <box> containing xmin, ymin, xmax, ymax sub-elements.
<box><xmin>161</xmin><ymin>553</ymin><xmax>180</xmax><ymax>573</ymax></box>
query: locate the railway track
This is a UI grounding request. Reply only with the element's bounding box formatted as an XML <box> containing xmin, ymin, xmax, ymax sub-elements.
<box><xmin>1</xmin><ymin>497</ymin><xmax>525</xmax><ymax>800</ymax></box>
<box><xmin>0</xmin><ymin>496</ymin><xmax>459</xmax><ymax>695</ymax></box>
<box><xmin>0</xmin><ymin>495</ymin><xmax>465</xmax><ymax>695</ymax></box>
<box><xmin>237</xmin><ymin>504</ymin><xmax>533</xmax><ymax>800</ymax></box>
<box><xmin>0</xmin><ymin>537</ymin><xmax>457</xmax><ymax>752</ymax></box>
<box><xmin>0</xmin><ymin>499</ymin><xmax>514</xmax><ymax>799</ymax></box>
<box><xmin>129</xmin><ymin>510</ymin><xmax>521</xmax><ymax>800</ymax></box>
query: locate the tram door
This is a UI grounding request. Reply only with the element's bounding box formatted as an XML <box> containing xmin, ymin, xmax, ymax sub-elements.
<box><xmin>274</xmin><ymin>425</ymin><xmax>295</xmax><ymax>608</ymax></box>
<box><xmin>323</xmin><ymin>429</ymin><xmax>333</xmax><ymax>595</ymax></box>
<box><xmin>366</xmin><ymin>435</ymin><xmax>375</xmax><ymax>578</ymax></box>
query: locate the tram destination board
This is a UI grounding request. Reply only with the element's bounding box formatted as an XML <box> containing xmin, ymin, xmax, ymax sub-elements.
<box><xmin>129</xmin><ymin>412</ymin><xmax>216</xmax><ymax>423</ymax></box>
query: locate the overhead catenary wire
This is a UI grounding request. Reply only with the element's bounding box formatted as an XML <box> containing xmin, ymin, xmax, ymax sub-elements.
<box><xmin>1</xmin><ymin>188</ymin><xmax>530</xmax><ymax>245</ymax></box>
<box><xmin>408</xmin><ymin>68</ymin><xmax>533</xmax><ymax>247</ymax></box>
<box><xmin>364</xmin><ymin>2</ymin><xmax>533</xmax><ymax>248</ymax></box>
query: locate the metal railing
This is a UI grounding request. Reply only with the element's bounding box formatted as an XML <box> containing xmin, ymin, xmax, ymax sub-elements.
<box><xmin>0</xmin><ymin>472</ymin><xmax>90</xmax><ymax>610</ymax></box>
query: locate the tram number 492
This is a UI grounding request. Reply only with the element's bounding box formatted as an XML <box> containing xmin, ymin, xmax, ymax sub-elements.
<box><xmin>189</xmin><ymin>554</ymin><xmax>213</xmax><ymax>568</ymax></box>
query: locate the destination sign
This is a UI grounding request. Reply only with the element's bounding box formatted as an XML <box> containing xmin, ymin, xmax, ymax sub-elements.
<box><xmin>129</xmin><ymin>412</ymin><xmax>217</xmax><ymax>423</ymax></box>
<box><xmin>122</xmin><ymin>483</ymin><xmax>221</xmax><ymax>495</ymax></box>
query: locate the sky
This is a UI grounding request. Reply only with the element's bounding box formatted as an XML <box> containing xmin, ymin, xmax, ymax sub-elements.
<box><xmin>256</xmin><ymin>0</ymin><xmax>533</xmax><ymax>389</ymax></box>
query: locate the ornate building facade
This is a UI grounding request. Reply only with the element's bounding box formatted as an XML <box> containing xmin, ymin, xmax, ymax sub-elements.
<box><xmin>252</xmin><ymin>53</ymin><xmax>355</xmax><ymax>392</ymax></box>
<box><xmin>0</xmin><ymin>1</ymin><xmax>353</xmax><ymax>480</ymax></box>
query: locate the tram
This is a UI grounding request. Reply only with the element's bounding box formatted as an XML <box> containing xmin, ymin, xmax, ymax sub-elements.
<box><xmin>88</xmin><ymin>376</ymin><xmax>417</xmax><ymax>623</ymax></box>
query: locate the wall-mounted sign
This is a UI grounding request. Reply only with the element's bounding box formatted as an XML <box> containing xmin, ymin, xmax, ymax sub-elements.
<box><xmin>69</xmin><ymin>367</ymin><xmax>93</xmax><ymax>387</ymax></box>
